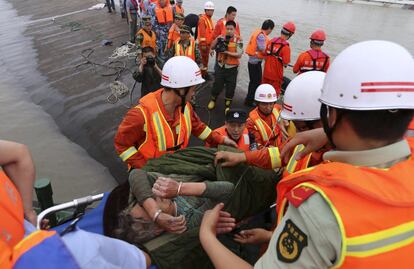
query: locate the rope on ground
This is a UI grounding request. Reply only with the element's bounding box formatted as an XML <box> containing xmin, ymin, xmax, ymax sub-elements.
<box><xmin>109</xmin><ymin>42</ymin><xmax>138</xmax><ymax>60</ymax></box>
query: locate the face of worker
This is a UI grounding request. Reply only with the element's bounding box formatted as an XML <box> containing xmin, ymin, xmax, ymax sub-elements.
<box><xmin>227</xmin><ymin>11</ymin><xmax>237</xmax><ymax>21</ymax></box>
<box><xmin>142</xmin><ymin>51</ymin><xmax>155</xmax><ymax>60</ymax></box>
<box><xmin>226</xmin><ymin>25</ymin><xmax>235</xmax><ymax>37</ymax></box>
<box><xmin>180</xmin><ymin>31</ymin><xmax>190</xmax><ymax>41</ymax></box>
<box><xmin>257</xmin><ymin>102</ymin><xmax>275</xmax><ymax>116</ymax></box>
<box><xmin>205</xmin><ymin>9</ymin><xmax>214</xmax><ymax>16</ymax></box>
<box><xmin>175</xmin><ymin>18</ymin><xmax>184</xmax><ymax>27</ymax></box>
<box><xmin>225</xmin><ymin>122</ymin><xmax>246</xmax><ymax>141</ymax></box>
<box><xmin>143</xmin><ymin>22</ymin><xmax>152</xmax><ymax>31</ymax></box>
<box><xmin>177</xmin><ymin>86</ymin><xmax>196</xmax><ymax>103</ymax></box>
<box><xmin>293</xmin><ymin>120</ymin><xmax>322</xmax><ymax>133</ymax></box>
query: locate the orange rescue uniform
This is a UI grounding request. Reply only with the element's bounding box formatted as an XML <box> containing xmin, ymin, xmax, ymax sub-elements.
<box><xmin>174</xmin><ymin>5</ymin><xmax>184</xmax><ymax>15</ymax></box>
<box><xmin>174</xmin><ymin>37</ymin><xmax>196</xmax><ymax>60</ymax></box>
<box><xmin>197</xmin><ymin>14</ymin><xmax>215</xmax><ymax>74</ymax></box>
<box><xmin>263</xmin><ymin>37</ymin><xmax>291</xmax><ymax>96</ymax></box>
<box><xmin>167</xmin><ymin>23</ymin><xmax>181</xmax><ymax>49</ymax></box>
<box><xmin>276</xmin><ymin>138</ymin><xmax>414</xmax><ymax>269</ymax></box>
<box><xmin>406</xmin><ymin>117</ymin><xmax>414</xmax><ymax>137</ymax></box>
<box><xmin>114</xmin><ymin>89</ymin><xmax>224</xmax><ymax>169</ymax></box>
<box><xmin>206</xmin><ymin>126</ymin><xmax>250</xmax><ymax>151</ymax></box>
<box><xmin>293</xmin><ymin>48</ymin><xmax>330</xmax><ymax>74</ymax></box>
<box><xmin>212</xmin><ymin>18</ymin><xmax>241</xmax><ymax>40</ymax></box>
<box><xmin>136</xmin><ymin>28</ymin><xmax>157</xmax><ymax>51</ymax></box>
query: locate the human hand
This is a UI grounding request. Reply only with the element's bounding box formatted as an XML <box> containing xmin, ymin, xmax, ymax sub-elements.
<box><xmin>201</xmin><ymin>203</ymin><xmax>231</xmax><ymax>236</ymax></box>
<box><xmin>214</xmin><ymin>151</ymin><xmax>246</xmax><ymax>167</ymax></box>
<box><xmin>233</xmin><ymin>228</ymin><xmax>272</xmax><ymax>245</ymax></box>
<box><xmin>209</xmin><ymin>50</ymin><xmax>215</xmax><ymax>57</ymax></box>
<box><xmin>222</xmin><ymin>137</ymin><xmax>238</xmax><ymax>148</ymax></box>
<box><xmin>281</xmin><ymin>128</ymin><xmax>328</xmax><ymax>164</ymax></box>
<box><xmin>216</xmin><ymin>209</ymin><xmax>236</xmax><ymax>234</ymax></box>
<box><xmin>140</xmin><ymin>56</ymin><xmax>147</xmax><ymax>66</ymax></box>
<box><xmin>152</xmin><ymin>177</ymin><xmax>180</xmax><ymax>198</ymax></box>
<box><xmin>24</xmin><ymin>209</ymin><xmax>37</xmax><ymax>226</ymax></box>
<box><xmin>156</xmin><ymin>213</ymin><xmax>187</xmax><ymax>234</ymax></box>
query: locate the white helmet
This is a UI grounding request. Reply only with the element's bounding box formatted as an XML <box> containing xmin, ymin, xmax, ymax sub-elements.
<box><xmin>320</xmin><ymin>40</ymin><xmax>414</xmax><ymax>110</ymax></box>
<box><xmin>204</xmin><ymin>1</ymin><xmax>215</xmax><ymax>10</ymax></box>
<box><xmin>254</xmin><ymin>84</ymin><xmax>278</xmax><ymax>103</ymax></box>
<box><xmin>161</xmin><ymin>56</ymin><xmax>205</xmax><ymax>88</ymax></box>
<box><xmin>281</xmin><ymin>71</ymin><xmax>325</xmax><ymax>121</ymax></box>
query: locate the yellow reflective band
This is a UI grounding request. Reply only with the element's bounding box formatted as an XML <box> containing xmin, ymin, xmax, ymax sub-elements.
<box><xmin>199</xmin><ymin>38</ymin><xmax>206</xmax><ymax>41</ymax></box>
<box><xmin>119</xmin><ymin>146</ymin><xmax>138</xmax><ymax>162</ymax></box>
<box><xmin>183</xmin><ymin>105</ymin><xmax>192</xmax><ymax>140</ymax></box>
<box><xmin>152</xmin><ymin>112</ymin><xmax>167</xmax><ymax>152</ymax></box>
<box><xmin>188</xmin><ymin>40</ymin><xmax>194</xmax><ymax>57</ymax></box>
<box><xmin>268</xmin><ymin>147</ymin><xmax>281</xmax><ymax>169</ymax></box>
<box><xmin>346</xmin><ymin>221</ymin><xmax>414</xmax><ymax>258</ymax></box>
<box><xmin>272</xmin><ymin>108</ymin><xmax>280</xmax><ymax>120</ymax></box>
<box><xmin>286</xmin><ymin>144</ymin><xmax>305</xmax><ymax>174</ymax></box>
<box><xmin>198</xmin><ymin>126</ymin><xmax>212</xmax><ymax>140</ymax></box>
<box><xmin>255</xmin><ymin>119</ymin><xmax>269</xmax><ymax>142</ymax></box>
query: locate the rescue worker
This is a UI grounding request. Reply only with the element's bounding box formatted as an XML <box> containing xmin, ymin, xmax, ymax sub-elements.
<box><xmin>166</xmin><ymin>13</ymin><xmax>185</xmax><ymax>51</ymax></box>
<box><xmin>262</xmin><ymin>22</ymin><xmax>295</xmax><ymax>96</ymax></box>
<box><xmin>136</xmin><ymin>15</ymin><xmax>157</xmax><ymax>54</ymax></box>
<box><xmin>212</xmin><ymin>6</ymin><xmax>241</xmax><ymax>40</ymax></box>
<box><xmin>206</xmin><ymin>109</ymin><xmax>253</xmax><ymax>151</ymax></box>
<box><xmin>215</xmin><ymin>71</ymin><xmax>326</xmax><ymax>173</ymax></box>
<box><xmin>200</xmin><ymin>40</ymin><xmax>414</xmax><ymax>269</ymax></box>
<box><xmin>293</xmin><ymin>29</ymin><xmax>330</xmax><ymax>74</ymax></box>
<box><xmin>170</xmin><ymin>25</ymin><xmax>202</xmax><ymax>66</ymax></box>
<box><xmin>125</xmin><ymin>0</ymin><xmax>140</xmax><ymax>43</ymax></box>
<box><xmin>197</xmin><ymin>1</ymin><xmax>215</xmax><ymax>79</ymax></box>
<box><xmin>151</xmin><ymin>0</ymin><xmax>174</xmax><ymax>66</ymax></box>
<box><xmin>245</xmin><ymin>19</ymin><xmax>275</xmax><ymax>107</ymax></box>
<box><xmin>174</xmin><ymin>0</ymin><xmax>184</xmax><ymax>15</ymax></box>
<box><xmin>246</xmin><ymin>84</ymin><xmax>295</xmax><ymax>148</ymax></box>
<box><xmin>114</xmin><ymin>56</ymin><xmax>237</xmax><ymax>170</ymax></box>
<box><xmin>207</xmin><ymin>20</ymin><xmax>243</xmax><ymax>114</ymax></box>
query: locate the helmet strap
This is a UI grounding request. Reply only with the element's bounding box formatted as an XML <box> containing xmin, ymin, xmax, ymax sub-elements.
<box><xmin>320</xmin><ymin>104</ymin><xmax>343</xmax><ymax>149</ymax></box>
<box><xmin>174</xmin><ymin>87</ymin><xmax>191</xmax><ymax>113</ymax></box>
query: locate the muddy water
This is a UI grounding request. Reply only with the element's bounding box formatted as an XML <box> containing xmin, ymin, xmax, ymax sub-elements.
<box><xmin>185</xmin><ymin>0</ymin><xmax>414</xmax><ymax>92</ymax></box>
<box><xmin>0</xmin><ymin>0</ymin><xmax>116</xmax><ymax>201</ymax></box>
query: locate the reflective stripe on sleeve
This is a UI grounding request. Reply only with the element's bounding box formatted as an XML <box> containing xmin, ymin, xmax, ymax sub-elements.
<box><xmin>119</xmin><ymin>146</ymin><xmax>138</xmax><ymax>162</ymax></box>
<box><xmin>198</xmin><ymin>126</ymin><xmax>212</xmax><ymax>140</ymax></box>
<box><xmin>268</xmin><ymin>147</ymin><xmax>281</xmax><ymax>169</ymax></box>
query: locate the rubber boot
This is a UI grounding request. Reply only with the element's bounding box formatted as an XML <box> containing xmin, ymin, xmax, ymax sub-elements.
<box><xmin>208</xmin><ymin>96</ymin><xmax>217</xmax><ymax>110</ymax></box>
<box><xmin>225</xmin><ymin>98</ymin><xmax>232</xmax><ymax>114</ymax></box>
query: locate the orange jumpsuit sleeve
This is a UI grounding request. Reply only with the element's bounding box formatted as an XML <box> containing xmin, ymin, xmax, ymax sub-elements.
<box><xmin>167</xmin><ymin>26</ymin><xmax>175</xmax><ymax>49</ymax></box>
<box><xmin>281</xmin><ymin>45</ymin><xmax>291</xmax><ymax>66</ymax></box>
<box><xmin>245</xmin><ymin>147</ymin><xmax>282</xmax><ymax>169</ymax></box>
<box><xmin>198</xmin><ymin>18</ymin><xmax>208</xmax><ymax>46</ymax></box>
<box><xmin>293</xmin><ymin>52</ymin><xmax>306</xmax><ymax>74</ymax></box>
<box><xmin>114</xmin><ymin>107</ymin><xmax>147</xmax><ymax>169</ymax></box>
<box><xmin>190</xmin><ymin>109</ymin><xmax>224</xmax><ymax>146</ymax></box>
<box><xmin>323</xmin><ymin>57</ymin><xmax>330</xmax><ymax>72</ymax></box>
<box><xmin>212</xmin><ymin>19</ymin><xmax>223</xmax><ymax>41</ymax></box>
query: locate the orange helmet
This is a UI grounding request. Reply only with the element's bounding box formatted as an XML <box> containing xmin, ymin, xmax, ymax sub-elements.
<box><xmin>282</xmin><ymin>21</ymin><xmax>296</xmax><ymax>35</ymax></box>
<box><xmin>310</xmin><ymin>30</ymin><xmax>326</xmax><ymax>41</ymax></box>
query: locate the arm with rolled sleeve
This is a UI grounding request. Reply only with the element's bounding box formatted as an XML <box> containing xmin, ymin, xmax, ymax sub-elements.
<box><xmin>114</xmin><ymin>108</ymin><xmax>147</xmax><ymax>169</ymax></box>
<box><xmin>190</xmin><ymin>108</ymin><xmax>224</xmax><ymax>146</ymax></box>
<box><xmin>245</xmin><ymin>147</ymin><xmax>281</xmax><ymax>169</ymax></box>
<box><xmin>255</xmin><ymin>193</ymin><xmax>341</xmax><ymax>269</ymax></box>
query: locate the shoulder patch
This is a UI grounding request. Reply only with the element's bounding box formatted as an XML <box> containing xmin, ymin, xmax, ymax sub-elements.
<box><xmin>276</xmin><ymin>219</ymin><xmax>308</xmax><ymax>263</ymax></box>
<box><xmin>286</xmin><ymin>186</ymin><xmax>316</xmax><ymax>208</ymax></box>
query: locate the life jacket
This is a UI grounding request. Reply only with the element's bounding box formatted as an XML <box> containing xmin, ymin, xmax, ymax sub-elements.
<box><xmin>174</xmin><ymin>5</ymin><xmax>184</xmax><ymax>15</ymax></box>
<box><xmin>262</xmin><ymin>37</ymin><xmax>290</xmax><ymax>81</ymax></box>
<box><xmin>155</xmin><ymin>4</ymin><xmax>174</xmax><ymax>25</ymax></box>
<box><xmin>217</xmin><ymin>35</ymin><xmax>241</xmax><ymax>66</ymax></box>
<box><xmin>276</xmin><ymin>139</ymin><xmax>414</xmax><ymax>269</ymax></box>
<box><xmin>245</xmin><ymin>29</ymin><xmax>269</xmax><ymax>59</ymax></box>
<box><xmin>174</xmin><ymin>37</ymin><xmax>196</xmax><ymax>60</ymax></box>
<box><xmin>248</xmin><ymin>106</ymin><xmax>282</xmax><ymax>147</ymax></box>
<box><xmin>167</xmin><ymin>24</ymin><xmax>181</xmax><ymax>48</ymax></box>
<box><xmin>197</xmin><ymin>14</ymin><xmax>214</xmax><ymax>45</ymax></box>
<box><xmin>136</xmin><ymin>28</ymin><xmax>157</xmax><ymax>50</ymax></box>
<box><xmin>216</xmin><ymin>18</ymin><xmax>241</xmax><ymax>37</ymax></box>
<box><xmin>12</xmin><ymin>230</ymin><xmax>81</xmax><ymax>269</ymax></box>
<box><xmin>299</xmin><ymin>49</ymin><xmax>330</xmax><ymax>73</ymax></box>
<box><xmin>0</xmin><ymin>170</ymin><xmax>24</xmax><ymax>249</ymax></box>
<box><xmin>133</xmin><ymin>89</ymin><xmax>210</xmax><ymax>162</ymax></box>
<box><xmin>283</xmin><ymin>145</ymin><xmax>326</xmax><ymax>176</ymax></box>
<box><xmin>265</xmin><ymin>37</ymin><xmax>289</xmax><ymax>63</ymax></box>
<box><xmin>214</xmin><ymin>126</ymin><xmax>250</xmax><ymax>151</ymax></box>
<box><xmin>406</xmin><ymin>118</ymin><xmax>414</xmax><ymax>137</ymax></box>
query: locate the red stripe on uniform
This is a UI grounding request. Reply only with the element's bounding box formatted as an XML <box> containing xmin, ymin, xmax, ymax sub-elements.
<box><xmin>361</xmin><ymin>88</ymin><xmax>414</xmax><ymax>93</ymax></box>
<box><xmin>361</xmin><ymin>82</ymin><xmax>414</xmax><ymax>87</ymax></box>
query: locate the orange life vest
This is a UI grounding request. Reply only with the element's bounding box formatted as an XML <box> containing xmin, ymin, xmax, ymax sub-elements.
<box><xmin>167</xmin><ymin>24</ymin><xmax>181</xmax><ymax>48</ymax></box>
<box><xmin>174</xmin><ymin>5</ymin><xmax>184</xmax><ymax>15</ymax></box>
<box><xmin>245</xmin><ymin>29</ymin><xmax>269</xmax><ymax>59</ymax></box>
<box><xmin>0</xmin><ymin>171</ymin><xmax>24</xmax><ymax>249</ymax></box>
<box><xmin>406</xmin><ymin>118</ymin><xmax>414</xmax><ymax>137</ymax></box>
<box><xmin>299</xmin><ymin>49</ymin><xmax>330</xmax><ymax>73</ymax></box>
<box><xmin>263</xmin><ymin>37</ymin><xmax>290</xmax><ymax>81</ymax></box>
<box><xmin>197</xmin><ymin>14</ymin><xmax>214</xmax><ymax>45</ymax></box>
<box><xmin>214</xmin><ymin>126</ymin><xmax>250</xmax><ymax>151</ymax></box>
<box><xmin>276</xmin><ymin>139</ymin><xmax>414</xmax><ymax>269</ymax></box>
<box><xmin>174</xmin><ymin>37</ymin><xmax>196</xmax><ymax>60</ymax></box>
<box><xmin>215</xmin><ymin>18</ymin><xmax>241</xmax><ymax>38</ymax></box>
<box><xmin>155</xmin><ymin>5</ymin><xmax>174</xmax><ymax>25</ymax></box>
<box><xmin>135</xmin><ymin>89</ymin><xmax>193</xmax><ymax>162</ymax></box>
<box><xmin>217</xmin><ymin>35</ymin><xmax>241</xmax><ymax>66</ymax></box>
<box><xmin>248</xmin><ymin>106</ymin><xmax>282</xmax><ymax>147</ymax></box>
<box><xmin>136</xmin><ymin>28</ymin><xmax>157</xmax><ymax>50</ymax></box>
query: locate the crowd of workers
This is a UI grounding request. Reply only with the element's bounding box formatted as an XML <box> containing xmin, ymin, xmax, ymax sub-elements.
<box><xmin>1</xmin><ymin>0</ymin><xmax>414</xmax><ymax>268</ymax></box>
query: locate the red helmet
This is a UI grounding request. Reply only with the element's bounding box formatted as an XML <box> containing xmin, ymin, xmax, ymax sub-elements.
<box><xmin>282</xmin><ymin>22</ymin><xmax>296</xmax><ymax>34</ymax></box>
<box><xmin>310</xmin><ymin>30</ymin><xmax>326</xmax><ymax>41</ymax></box>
